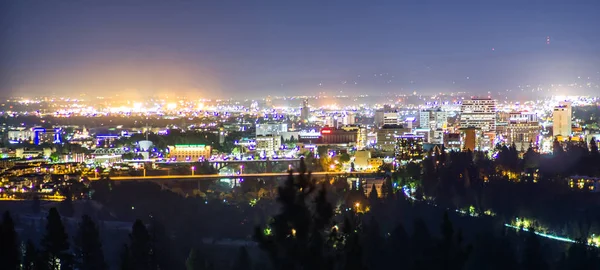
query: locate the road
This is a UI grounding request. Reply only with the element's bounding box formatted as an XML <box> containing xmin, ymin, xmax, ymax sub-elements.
<box><xmin>89</xmin><ymin>171</ymin><xmax>380</xmax><ymax>181</ymax></box>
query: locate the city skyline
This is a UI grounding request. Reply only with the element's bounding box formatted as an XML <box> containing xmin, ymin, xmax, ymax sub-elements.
<box><xmin>1</xmin><ymin>0</ymin><xmax>600</xmax><ymax>98</ymax></box>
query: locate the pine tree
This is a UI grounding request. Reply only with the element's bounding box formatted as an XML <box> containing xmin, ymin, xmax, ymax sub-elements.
<box><xmin>254</xmin><ymin>161</ymin><xmax>335</xmax><ymax>270</ymax></box>
<box><xmin>23</xmin><ymin>240</ymin><xmax>37</xmax><ymax>270</ymax></box>
<box><xmin>119</xmin><ymin>244</ymin><xmax>132</xmax><ymax>270</ymax></box>
<box><xmin>232</xmin><ymin>246</ymin><xmax>251</xmax><ymax>270</ymax></box>
<box><xmin>41</xmin><ymin>207</ymin><xmax>71</xmax><ymax>270</ymax></box>
<box><xmin>59</xmin><ymin>189</ymin><xmax>75</xmax><ymax>217</ymax></box>
<box><xmin>521</xmin><ymin>227</ymin><xmax>547</xmax><ymax>270</ymax></box>
<box><xmin>185</xmin><ymin>248</ymin><xmax>202</xmax><ymax>270</ymax></box>
<box><xmin>129</xmin><ymin>220</ymin><xmax>152</xmax><ymax>270</ymax></box>
<box><xmin>368</xmin><ymin>184</ymin><xmax>378</xmax><ymax>203</ymax></box>
<box><xmin>73</xmin><ymin>215</ymin><xmax>107</xmax><ymax>270</ymax></box>
<box><xmin>0</xmin><ymin>211</ymin><xmax>20</xmax><ymax>270</ymax></box>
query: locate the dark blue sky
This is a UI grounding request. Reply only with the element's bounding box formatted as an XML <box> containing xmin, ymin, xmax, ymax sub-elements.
<box><xmin>1</xmin><ymin>0</ymin><xmax>599</xmax><ymax>98</ymax></box>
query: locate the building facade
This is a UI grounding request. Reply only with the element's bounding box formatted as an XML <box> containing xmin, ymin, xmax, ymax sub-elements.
<box><xmin>553</xmin><ymin>101</ymin><xmax>572</xmax><ymax>139</ymax></box>
<box><xmin>167</xmin><ymin>145</ymin><xmax>212</xmax><ymax>161</ymax></box>
<box><xmin>255</xmin><ymin>135</ymin><xmax>282</xmax><ymax>157</ymax></box>
<box><xmin>377</xmin><ymin>125</ymin><xmax>410</xmax><ymax>152</ymax></box>
<box><xmin>459</xmin><ymin>98</ymin><xmax>497</xmax><ymax>132</ymax></box>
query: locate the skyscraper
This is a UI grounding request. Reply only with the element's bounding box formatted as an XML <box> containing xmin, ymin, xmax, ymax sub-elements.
<box><xmin>300</xmin><ymin>99</ymin><xmax>310</xmax><ymax>123</ymax></box>
<box><xmin>553</xmin><ymin>101</ymin><xmax>572</xmax><ymax>139</ymax></box>
<box><xmin>459</xmin><ymin>98</ymin><xmax>497</xmax><ymax>132</ymax></box>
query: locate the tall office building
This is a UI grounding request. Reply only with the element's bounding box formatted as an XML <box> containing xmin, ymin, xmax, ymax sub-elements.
<box><xmin>419</xmin><ymin>108</ymin><xmax>448</xmax><ymax>130</ymax></box>
<box><xmin>300</xmin><ymin>99</ymin><xmax>310</xmax><ymax>122</ymax></box>
<box><xmin>553</xmin><ymin>101</ymin><xmax>572</xmax><ymax>139</ymax></box>
<box><xmin>459</xmin><ymin>98</ymin><xmax>497</xmax><ymax>132</ymax></box>
<box><xmin>506</xmin><ymin>111</ymin><xmax>540</xmax><ymax>150</ymax></box>
<box><xmin>383</xmin><ymin>112</ymin><xmax>400</xmax><ymax>126</ymax></box>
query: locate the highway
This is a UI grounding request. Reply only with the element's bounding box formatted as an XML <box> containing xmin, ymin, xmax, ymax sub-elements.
<box><xmin>89</xmin><ymin>171</ymin><xmax>380</xmax><ymax>181</ymax></box>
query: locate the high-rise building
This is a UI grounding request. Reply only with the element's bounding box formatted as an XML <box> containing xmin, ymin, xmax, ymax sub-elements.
<box><xmin>256</xmin><ymin>123</ymin><xmax>288</xmax><ymax>136</ymax></box>
<box><xmin>265</xmin><ymin>95</ymin><xmax>273</xmax><ymax>108</ymax></box>
<box><xmin>301</xmin><ymin>99</ymin><xmax>310</xmax><ymax>122</ymax></box>
<box><xmin>459</xmin><ymin>98</ymin><xmax>497</xmax><ymax>132</ymax></box>
<box><xmin>553</xmin><ymin>101</ymin><xmax>572</xmax><ymax>139</ymax></box>
<box><xmin>383</xmin><ymin>112</ymin><xmax>400</xmax><ymax>126</ymax></box>
<box><xmin>255</xmin><ymin>135</ymin><xmax>282</xmax><ymax>157</ymax></box>
<box><xmin>419</xmin><ymin>108</ymin><xmax>448</xmax><ymax>130</ymax></box>
<box><xmin>505</xmin><ymin>112</ymin><xmax>540</xmax><ymax>150</ymax></box>
<box><xmin>376</xmin><ymin>124</ymin><xmax>410</xmax><ymax>152</ymax></box>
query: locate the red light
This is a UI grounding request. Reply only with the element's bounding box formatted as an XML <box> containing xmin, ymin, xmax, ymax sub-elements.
<box><xmin>321</xmin><ymin>129</ymin><xmax>331</xmax><ymax>134</ymax></box>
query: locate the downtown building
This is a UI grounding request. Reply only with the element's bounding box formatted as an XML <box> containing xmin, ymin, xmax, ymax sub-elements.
<box><xmin>376</xmin><ymin>124</ymin><xmax>411</xmax><ymax>152</ymax></box>
<box><xmin>459</xmin><ymin>98</ymin><xmax>497</xmax><ymax>150</ymax></box>
<box><xmin>503</xmin><ymin>111</ymin><xmax>540</xmax><ymax>151</ymax></box>
<box><xmin>553</xmin><ymin>101</ymin><xmax>572</xmax><ymax>140</ymax></box>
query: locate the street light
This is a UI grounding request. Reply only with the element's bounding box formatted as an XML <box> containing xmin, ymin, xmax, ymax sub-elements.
<box><xmin>191</xmin><ymin>166</ymin><xmax>195</xmax><ymax>176</ymax></box>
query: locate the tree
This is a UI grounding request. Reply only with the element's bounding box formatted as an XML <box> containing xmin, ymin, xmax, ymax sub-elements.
<box><xmin>338</xmin><ymin>153</ymin><xmax>351</xmax><ymax>164</ymax></box>
<box><xmin>119</xmin><ymin>244</ymin><xmax>132</xmax><ymax>270</ymax></box>
<box><xmin>73</xmin><ymin>215</ymin><xmax>107</xmax><ymax>270</ymax></box>
<box><xmin>0</xmin><ymin>211</ymin><xmax>20</xmax><ymax>270</ymax></box>
<box><xmin>521</xmin><ymin>227</ymin><xmax>548</xmax><ymax>270</ymax></box>
<box><xmin>232</xmin><ymin>246</ymin><xmax>252</xmax><ymax>270</ymax></box>
<box><xmin>59</xmin><ymin>188</ymin><xmax>75</xmax><ymax>217</ymax></box>
<box><xmin>23</xmin><ymin>240</ymin><xmax>37</xmax><ymax>270</ymax></box>
<box><xmin>368</xmin><ymin>184</ymin><xmax>379</xmax><ymax>203</ymax></box>
<box><xmin>185</xmin><ymin>248</ymin><xmax>212</xmax><ymax>270</ymax></box>
<box><xmin>41</xmin><ymin>207</ymin><xmax>71</xmax><ymax>270</ymax></box>
<box><xmin>254</xmin><ymin>160</ymin><xmax>335</xmax><ymax>270</ymax></box>
<box><xmin>129</xmin><ymin>220</ymin><xmax>152</xmax><ymax>270</ymax></box>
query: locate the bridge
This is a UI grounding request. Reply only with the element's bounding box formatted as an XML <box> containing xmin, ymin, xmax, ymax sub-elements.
<box><xmin>90</xmin><ymin>171</ymin><xmax>380</xmax><ymax>181</ymax></box>
<box><xmin>153</xmin><ymin>158</ymin><xmax>302</xmax><ymax>173</ymax></box>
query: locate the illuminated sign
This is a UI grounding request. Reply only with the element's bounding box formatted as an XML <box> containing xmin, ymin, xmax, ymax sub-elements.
<box><xmin>321</xmin><ymin>129</ymin><xmax>332</xmax><ymax>134</ymax></box>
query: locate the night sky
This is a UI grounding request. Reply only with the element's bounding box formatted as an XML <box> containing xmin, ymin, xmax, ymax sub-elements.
<box><xmin>1</xmin><ymin>0</ymin><xmax>599</xmax><ymax>98</ymax></box>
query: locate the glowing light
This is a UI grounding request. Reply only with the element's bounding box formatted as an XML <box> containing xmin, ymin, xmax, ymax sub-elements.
<box><xmin>166</xmin><ymin>103</ymin><xmax>177</xmax><ymax>110</ymax></box>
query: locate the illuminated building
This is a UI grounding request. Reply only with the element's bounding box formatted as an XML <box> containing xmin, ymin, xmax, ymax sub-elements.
<box><xmin>341</xmin><ymin>125</ymin><xmax>367</xmax><ymax>149</ymax></box>
<box><xmin>256</xmin><ymin>123</ymin><xmax>288</xmax><ymax>136</ymax></box>
<box><xmin>255</xmin><ymin>135</ymin><xmax>282</xmax><ymax>157</ymax></box>
<box><xmin>7</xmin><ymin>127</ymin><xmax>58</xmax><ymax>145</ymax></box>
<box><xmin>505</xmin><ymin>112</ymin><xmax>540</xmax><ymax>151</ymax></box>
<box><xmin>444</xmin><ymin>133</ymin><xmax>461</xmax><ymax>151</ymax></box>
<box><xmin>377</xmin><ymin>124</ymin><xmax>410</xmax><ymax>152</ymax></box>
<box><xmin>460</xmin><ymin>127</ymin><xmax>478</xmax><ymax>151</ymax></box>
<box><xmin>419</xmin><ymin>107</ymin><xmax>448</xmax><ymax>130</ymax></box>
<box><xmin>383</xmin><ymin>112</ymin><xmax>400</xmax><ymax>126</ymax></box>
<box><xmin>300</xmin><ymin>99</ymin><xmax>310</xmax><ymax>123</ymax></box>
<box><xmin>167</xmin><ymin>145</ymin><xmax>212</xmax><ymax>161</ymax></box>
<box><xmin>395</xmin><ymin>134</ymin><xmax>425</xmax><ymax>162</ymax></box>
<box><xmin>459</xmin><ymin>98</ymin><xmax>497</xmax><ymax>132</ymax></box>
<box><xmin>553</xmin><ymin>101</ymin><xmax>572</xmax><ymax>139</ymax></box>
<box><xmin>319</xmin><ymin>127</ymin><xmax>359</xmax><ymax>145</ymax></box>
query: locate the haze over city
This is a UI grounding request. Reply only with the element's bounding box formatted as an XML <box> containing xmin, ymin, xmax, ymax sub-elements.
<box><xmin>3</xmin><ymin>1</ymin><xmax>600</xmax><ymax>270</ymax></box>
<box><xmin>1</xmin><ymin>0</ymin><xmax>600</xmax><ymax>98</ymax></box>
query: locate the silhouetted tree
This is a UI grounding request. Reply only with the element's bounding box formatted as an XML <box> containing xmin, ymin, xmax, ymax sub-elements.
<box><xmin>254</xmin><ymin>160</ymin><xmax>335</xmax><ymax>270</ymax></box>
<box><xmin>119</xmin><ymin>244</ymin><xmax>132</xmax><ymax>270</ymax></box>
<box><xmin>232</xmin><ymin>246</ymin><xmax>252</xmax><ymax>270</ymax></box>
<box><xmin>185</xmin><ymin>248</ymin><xmax>212</xmax><ymax>270</ymax></box>
<box><xmin>60</xmin><ymin>189</ymin><xmax>75</xmax><ymax>217</ymax></box>
<box><xmin>23</xmin><ymin>240</ymin><xmax>37</xmax><ymax>270</ymax></box>
<box><xmin>521</xmin><ymin>227</ymin><xmax>547</xmax><ymax>270</ymax></box>
<box><xmin>368</xmin><ymin>184</ymin><xmax>378</xmax><ymax>204</ymax></box>
<box><xmin>129</xmin><ymin>220</ymin><xmax>152</xmax><ymax>270</ymax></box>
<box><xmin>0</xmin><ymin>211</ymin><xmax>20</xmax><ymax>270</ymax></box>
<box><xmin>73</xmin><ymin>215</ymin><xmax>107</xmax><ymax>270</ymax></box>
<box><xmin>41</xmin><ymin>207</ymin><xmax>71</xmax><ymax>270</ymax></box>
